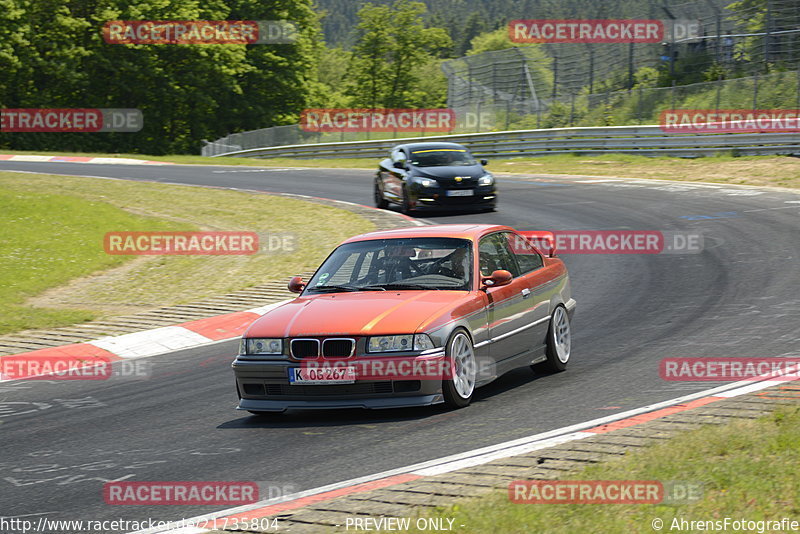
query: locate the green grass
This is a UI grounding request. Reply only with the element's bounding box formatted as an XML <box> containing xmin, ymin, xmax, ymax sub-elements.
<box><xmin>391</xmin><ymin>404</ymin><xmax>800</xmax><ymax>534</ymax></box>
<box><xmin>0</xmin><ymin>172</ymin><xmax>374</xmax><ymax>335</ymax></box>
<box><xmin>0</xmin><ymin>185</ymin><xmax>188</xmax><ymax>334</ymax></box>
<box><xmin>491</xmin><ymin>153</ymin><xmax>800</xmax><ymax>189</ymax></box>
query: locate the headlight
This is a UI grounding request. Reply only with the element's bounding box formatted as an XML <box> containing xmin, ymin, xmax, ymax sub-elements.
<box><xmin>412</xmin><ymin>176</ymin><xmax>438</xmax><ymax>188</ymax></box>
<box><xmin>242</xmin><ymin>338</ymin><xmax>283</xmax><ymax>355</ymax></box>
<box><xmin>477</xmin><ymin>174</ymin><xmax>494</xmax><ymax>186</ymax></box>
<box><xmin>366</xmin><ymin>334</ymin><xmax>436</xmax><ymax>353</ymax></box>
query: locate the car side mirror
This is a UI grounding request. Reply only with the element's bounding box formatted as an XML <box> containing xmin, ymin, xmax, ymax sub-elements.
<box><xmin>393</xmin><ymin>161</ymin><xmax>406</xmax><ymax>169</ymax></box>
<box><xmin>481</xmin><ymin>269</ymin><xmax>512</xmax><ymax>289</ymax></box>
<box><xmin>288</xmin><ymin>276</ymin><xmax>305</xmax><ymax>293</ymax></box>
<box><xmin>480</xmin><ymin>159</ymin><xmax>488</xmax><ymax>166</ymax></box>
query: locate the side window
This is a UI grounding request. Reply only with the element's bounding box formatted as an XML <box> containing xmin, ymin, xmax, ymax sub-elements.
<box><xmin>503</xmin><ymin>232</ymin><xmax>543</xmax><ymax>274</ymax></box>
<box><xmin>478</xmin><ymin>234</ymin><xmax>520</xmax><ymax>278</ymax></box>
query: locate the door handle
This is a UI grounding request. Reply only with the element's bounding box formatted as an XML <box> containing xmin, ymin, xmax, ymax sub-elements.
<box><xmin>521</xmin><ymin>288</ymin><xmax>531</xmax><ymax>298</ymax></box>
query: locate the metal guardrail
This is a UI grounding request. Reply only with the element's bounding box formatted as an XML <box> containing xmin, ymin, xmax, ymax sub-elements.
<box><xmin>207</xmin><ymin>124</ymin><xmax>800</xmax><ymax>159</ymax></box>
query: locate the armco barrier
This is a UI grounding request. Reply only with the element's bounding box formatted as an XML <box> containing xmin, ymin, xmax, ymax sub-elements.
<box><xmin>205</xmin><ymin>124</ymin><xmax>800</xmax><ymax>159</ymax></box>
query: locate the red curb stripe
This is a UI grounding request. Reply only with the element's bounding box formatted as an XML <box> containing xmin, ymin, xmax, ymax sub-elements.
<box><xmin>0</xmin><ymin>343</ymin><xmax>120</xmax><ymax>361</ymax></box>
<box><xmin>179</xmin><ymin>311</ymin><xmax>260</xmax><ymax>341</ymax></box>
<box><xmin>220</xmin><ymin>474</ymin><xmax>422</xmax><ymax>520</ymax></box>
<box><xmin>52</xmin><ymin>156</ymin><xmax>93</xmax><ymax>162</ymax></box>
<box><xmin>0</xmin><ymin>343</ymin><xmax>121</xmax><ymax>380</ymax></box>
<box><xmin>0</xmin><ymin>155</ymin><xmax>14</xmax><ymax>160</ymax></box>
<box><xmin>584</xmin><ymin>396</ymin><xmax>724</xmax><ymax>434</ymax></box>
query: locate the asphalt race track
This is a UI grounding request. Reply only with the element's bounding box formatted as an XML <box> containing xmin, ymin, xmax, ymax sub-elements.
<box><xmin>1</xmin><ymin>160</ymin><xmax>798</xmax><ymax>530</ymax></box>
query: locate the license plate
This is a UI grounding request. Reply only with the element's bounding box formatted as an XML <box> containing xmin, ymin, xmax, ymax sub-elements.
<box><xmin>288</xmin><ymin>366</ymin><xmax>356</xmax><ymax>385</ymax></box>
<box><xmin>447</xmin><ymin>189</ymin><xmax>474</xmax><ymax>197</ymax></box>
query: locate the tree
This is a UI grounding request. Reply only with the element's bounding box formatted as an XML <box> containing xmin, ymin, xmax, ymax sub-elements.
<box><xmin>0</xmin><ymin>0</ymin><xmax>322</xmax><ymax>154</ymax></box>
<box><xmin>347</xmin><ymin>3</ymin><xmax>393</xmax><ymax>109</ymax></box>
<box><xmin>455</xmin><ymin>12</ymin><xmax>487</xmax><ymax>57</ymax></box>
<box><xmin>347</xmin><ymin>0</ymin><xmax>451</xmax><ymax>108</ymax></box>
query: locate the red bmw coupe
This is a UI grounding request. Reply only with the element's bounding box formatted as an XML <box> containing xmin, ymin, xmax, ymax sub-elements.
<box><xmin>233</xmin><ymin>224</ymin><xmax>576</xmax><ymax>412</ymax></box>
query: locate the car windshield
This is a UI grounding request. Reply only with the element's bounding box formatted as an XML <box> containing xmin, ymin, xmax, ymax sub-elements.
<box><xmin>408</xmin><ymin>148</ymin><xmax>477</xmax><ymax>167</ymax></box>
<box><xmin>305</xmin><ymin>237</ymin><xmax>472</xmax><ymax>292</ymax></box>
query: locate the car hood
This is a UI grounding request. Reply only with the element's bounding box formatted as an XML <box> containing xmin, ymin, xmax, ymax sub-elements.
<box><xmin>411</xmin><ymin>165</ymin><xmax>485</xmax><ymax>182</ymax></box>
<box><xmin>245</xmin><ymin>290</ymin><xmax>477</xmax><ymax>337</ymax></box>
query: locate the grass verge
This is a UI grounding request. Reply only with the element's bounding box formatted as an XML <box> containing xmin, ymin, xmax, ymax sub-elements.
<box><xmin>394</xmin><ymin>404</ymin><xmax>800</xmax><ymax>534</ymax></box>
<box><xmin>2</xmin><ymin>150</ymin><xmax>798</xmax><ymax>189</ymax></box>
<box><xmin>0</xmin><ymin>171</ymin><xmax>374</xmax><ymax>334</ymax></box>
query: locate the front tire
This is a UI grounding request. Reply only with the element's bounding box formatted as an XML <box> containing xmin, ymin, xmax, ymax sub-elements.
<box><xmin>533</xmin><ymin>305</ymin><xmax>571</xmax><ymax>373</ymax></box>
<box><xmin>401</xmin><ymin>186</ymin><xmax>414</xmax><ymax>215</ymax></box>
<box><xmin>443</xmin><ymin>330</ymin><xmax>477</xmax><ymax>408</ymax></box>
<box><xmin>374</xmin><ymin>180</ymin><xmax>388</xmax><ymax>209</ymax></box>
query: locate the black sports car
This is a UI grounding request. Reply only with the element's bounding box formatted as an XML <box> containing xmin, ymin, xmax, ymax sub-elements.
<box><xmin>374</xmin><ymin>142</ymin><xmax>497</xmax><ymax>214</ymax></box>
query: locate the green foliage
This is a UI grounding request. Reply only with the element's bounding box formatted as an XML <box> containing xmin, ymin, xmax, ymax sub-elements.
<box><xmin>466</xmin><ymin>27</ymin><xmax>517</xmax><ymax>55</ymax></box>
<box><xmin>0</xmin><ymin>0</ymin><xmax>320</xmax><ymax>154</ymax></box>
<box><xmin>346</xmin><ymin>0</ymin><xmax>451</xmax><ymax>108</ymax></box>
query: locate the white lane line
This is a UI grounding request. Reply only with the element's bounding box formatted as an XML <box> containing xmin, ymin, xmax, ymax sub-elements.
<box><xmin>742</xmin><ymin>206</ymin><xmax>800</xmax><ymax>213</ymax></box>
<box><xmin>575</xmin><ymin>179</ymin><xmax>620</xmax><ymax>183</ymax></box>
<box><xmin>89</xmin><ymin>327</ymin><xmax>212</xmax><ymax>358</ymax></box>
<box><xmin>412</xmin><ymin>432</ymin><xmax>593</xmax><ymax>476</ymax></box>
<box><xmin>211</xmin><ymin>168</ymin><xmax>307</xmax><ymax>173</ymax></box>
<box><xmin>716</xmin><ymin>376</ymin><xmax>799</xmax><ymax>398</ymax></box>
<box><xmin>718</xmin><ymin>189</ymin><xmax>765</xmax><ymax>196</ymax></box>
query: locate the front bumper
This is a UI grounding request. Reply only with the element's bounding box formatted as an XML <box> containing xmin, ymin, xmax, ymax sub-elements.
<box><xmin>233</xmin><ymin>356</ymin><xmax>446</xmax><ymax>412</ymax></box>
<box><xmin>409</xmin><ymin>186</ymin><xmax>497</xmax><ymax>211</ymax></box>
<box><xmin>238</xmin><ymin>394</ymin><xmax>444</xmax><ymax>412</ymax></box>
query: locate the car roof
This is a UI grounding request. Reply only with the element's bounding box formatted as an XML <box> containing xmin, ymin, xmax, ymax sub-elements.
<box><xmin>395</xmin><ymin>142</ymin><xmax>469</xmax><ymax>152</ymax></box>
<box><xmin>341</xmin><ymin>224</ymin><xmax>514</xmax><ymax>244</ymax></box>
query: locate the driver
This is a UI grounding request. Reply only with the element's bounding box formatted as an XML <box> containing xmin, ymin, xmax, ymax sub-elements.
<box><xmin>437</xmin><ymin>247</ymin><xmax>469</xmax><ymax>280</ymax></box>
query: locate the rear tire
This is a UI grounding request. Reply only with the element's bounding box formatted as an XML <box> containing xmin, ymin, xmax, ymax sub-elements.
<box><xmin>442</xmin><ymin>330</ymin><xmax>476</xmax><ymax>408</ymax></box>
<box><xmin>533</xmin><ymin>305</ymin><xmax>571</xmax><ymax>374</ymax></box>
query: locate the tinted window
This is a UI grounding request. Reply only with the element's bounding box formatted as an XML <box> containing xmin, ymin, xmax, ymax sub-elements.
<box><xmin>408</xmin><ymin>149</ymin><xmax>477</xmax><ymax>167</ymax></box>
<box><xmin>306</xmin><ymin>238</ymin><xmax>473</xmax><ymax>292</ymax></box>
<box><xmin>503</xmin><ymin>232</ymin><xmax>543</xmax><ymax>274</ymax></box>
<box><xmin>478</xmin><ymin>234</ymin><xmax>520</xmax><ymax>278</ymax></box>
